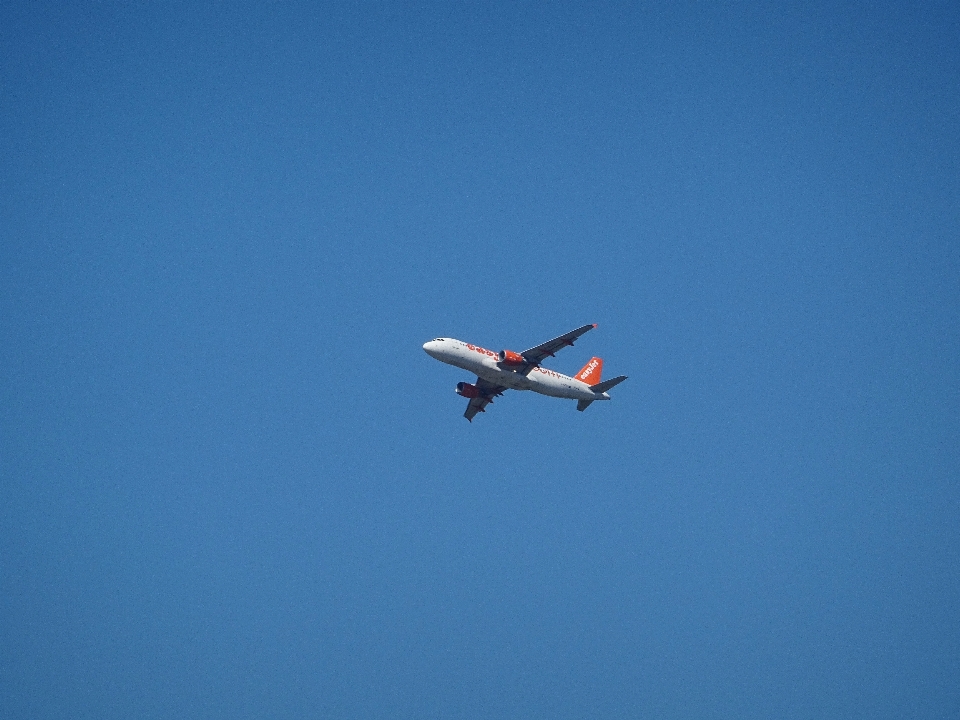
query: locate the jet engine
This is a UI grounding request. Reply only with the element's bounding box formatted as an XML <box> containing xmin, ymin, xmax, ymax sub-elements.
<box><xmin>456</xmin><ymin>382</ymin><xmax>479</xmax><ymax>398</ymax></box>
<box><xmin>497</xmin><ymin>349</ymin><xmax>526</xmax><ymax>366</ymax></box>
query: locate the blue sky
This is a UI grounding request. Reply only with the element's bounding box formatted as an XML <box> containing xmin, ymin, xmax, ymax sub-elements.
<box><xmin>2</xmin><ymin>2</ymin><xmax>958</xmax><ymax>718</ymax></box>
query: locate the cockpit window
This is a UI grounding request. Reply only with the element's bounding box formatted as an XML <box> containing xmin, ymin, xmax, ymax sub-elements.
<box><xmin>433</xmin><ymin>338</ymin><xmax>444</xmax><ymax>342</ymax></box>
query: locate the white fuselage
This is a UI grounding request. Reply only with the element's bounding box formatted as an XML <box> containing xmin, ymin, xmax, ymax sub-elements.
<box><xmin>422</xmin><ymin>338</ymin><xmax>610</xmax><ymax>402</ymax></box>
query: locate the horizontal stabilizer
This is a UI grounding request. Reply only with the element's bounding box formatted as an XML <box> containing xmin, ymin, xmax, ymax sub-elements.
<box><xmin>577</xmin><ymin>399</ymin><xmax>594</xmax><ymax>412</ymax></box>
<box><xmin>591</xmin><ymin>375</ymin><xmax>627</xmax><ymax>394</ymax></box>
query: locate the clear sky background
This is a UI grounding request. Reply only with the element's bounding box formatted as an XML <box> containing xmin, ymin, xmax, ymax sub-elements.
<box><xmin>2</xmin><ymin>2</ymin><xmax>958</xmax><ymax>718</ymax></box>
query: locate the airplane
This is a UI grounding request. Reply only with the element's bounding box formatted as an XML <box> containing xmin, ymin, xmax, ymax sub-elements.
<box><xmin>422</xmin><ymin>324</ymin><xmax>627</xmax><ymax>421</ymax></box>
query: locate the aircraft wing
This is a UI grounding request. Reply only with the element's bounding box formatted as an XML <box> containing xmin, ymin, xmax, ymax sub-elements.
<box><xmin>520</xmin><ymin>324</ymin><xmax>597</xmax><ymax>366</ymax></box>
<box><xmin>464</xmin><ymin>377</ymin><xmax>506</xmax><ymax>422</ymax></box>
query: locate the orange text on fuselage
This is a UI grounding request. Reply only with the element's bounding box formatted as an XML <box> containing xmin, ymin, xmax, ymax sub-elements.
<box><xmin>465</xmin><ymin>344</ymin><xmax>566</xmax><ymax>380</ymax></box>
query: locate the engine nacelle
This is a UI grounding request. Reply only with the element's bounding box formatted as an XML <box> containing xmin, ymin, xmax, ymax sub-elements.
<box><xmin>456</xmin><ymin>382</ymin><xmax>480</xmax><ymax>398</ymax></box>
<box><xmin>498</xmin><ymin>349</ymin><xmax>525</xmax><ymax>366</ymax></box>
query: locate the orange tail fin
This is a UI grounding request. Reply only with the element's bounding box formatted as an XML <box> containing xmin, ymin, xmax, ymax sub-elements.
<box><xmin>575</xmin><ymin>356</ymin><xmax>603</xmax><ymax>385</ymax></box>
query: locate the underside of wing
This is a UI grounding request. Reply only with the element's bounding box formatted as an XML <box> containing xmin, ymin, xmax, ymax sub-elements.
<box><xmin>464</xmin><ymin>377</ymin><xmax>506</xmax><ymax>421</ymax></box>
<box><xmin>520</xmin><ymin>324</ymin><xmax>597</xmax><ymax>367</ymax></box>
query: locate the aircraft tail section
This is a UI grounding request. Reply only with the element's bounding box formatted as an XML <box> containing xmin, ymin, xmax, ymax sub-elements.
<box><xmin>575</xmin><ymin>356</ymin><xmax>603</xmax><ymax>385</ymax></box>
<box><xmin>577</xmin><ymin>375</ymin><xmax>628</xmax><ymax>412</ymax></box>
<box><xmin>591</xmin><ymin>375</ymin><xmax>627</xmax><ymax>394</ymax></box>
